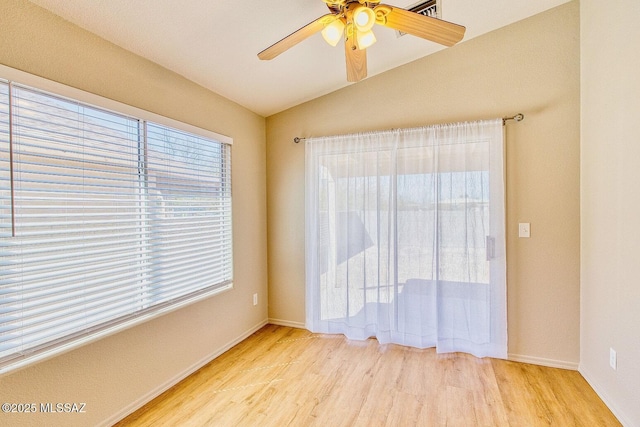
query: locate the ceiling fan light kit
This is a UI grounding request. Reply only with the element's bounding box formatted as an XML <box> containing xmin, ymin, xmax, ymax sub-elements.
<box><xmin>258</xmin><ymin>0</ymin><xmax>465</xmax><ymax>82</ymax></box>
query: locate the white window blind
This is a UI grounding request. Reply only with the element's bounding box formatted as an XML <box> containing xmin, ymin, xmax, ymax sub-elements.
<box><xmin>0</xmin><ymin>80</ymin><xmax>232</xmax><ymax>373</ymax></box>
<box><xmin>144</xmin><ymin>123</ymin><xmax>233</xmax><ymax>302</ymax></box>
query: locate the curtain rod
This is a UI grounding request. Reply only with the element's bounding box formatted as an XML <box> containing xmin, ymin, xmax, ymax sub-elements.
<box><xmin>293</xmin><ymin>113</ymin><xmax>525</xmax><ymax>143</ymax></box>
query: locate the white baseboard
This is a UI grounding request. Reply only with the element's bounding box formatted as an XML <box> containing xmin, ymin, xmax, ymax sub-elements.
<box><xmin>579</xmin><ymin>365</ymin><xmax>632</xmax><ymax>427</ymax></box>
<box><xmin>265</xmin><ymin>327</ymin><xmax>580</xmax><ymax>372</ymax></box>
<box><xmin>508</xmin><ymin>353</ymin><xmax>579</xmax><ymax>370</ymax></box>
<box><xmin>268</xmin><ymin>318</ymin><xmax>306</xmax><ymax>329</ymax></box>
<box><xmin>100</xmin><ymin>318</ymin><xmax>269</xmax><ymax>427</ymax></box>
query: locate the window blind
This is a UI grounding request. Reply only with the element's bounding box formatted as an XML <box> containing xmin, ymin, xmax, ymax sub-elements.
<box><xmin>144</xmin><ymin>123</ymin><xmax>233</xmax><ymax>303</ymax></box>
<box><xmin>0</xmin><ymin>81</ymin><xmax>232</xmax><ymax>372</ymax></box>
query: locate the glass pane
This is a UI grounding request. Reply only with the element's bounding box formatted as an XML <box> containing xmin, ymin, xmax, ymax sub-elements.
<box><xmin>144</xmin><ymin>122</ymin><xmax>232</xmax><ymax>306</ymax></box>
<box><xmin>0</xmin><ymin>84</ymin><xmax>142</xmax><ymax>361</ymax></box>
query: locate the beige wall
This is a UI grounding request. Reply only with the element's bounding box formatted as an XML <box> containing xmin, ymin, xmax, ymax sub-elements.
<box><xmin>11</xmin><ymin>0</ymin><xmax>639</xmax><ymax>425</ymax></box>
<box><xmin>0</xmin><ymin>1</ymin><xmax>268</xmax><ymax>426</ymax></box>
<box><xmin>580</xmin><ymin>0</ymin><xmax>640</xmax><ymax>425</ymax></box>
<box><xmin>267</xmin><ymin>2</ymin><xmax>581</xmax><ymax>366</ymax></box>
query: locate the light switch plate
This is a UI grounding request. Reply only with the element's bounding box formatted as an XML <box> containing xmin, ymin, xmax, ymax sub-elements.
<box><xmin>519</xmin><ymin>223</ymin><xmax>531</xmax><ymax>238</ymax></box>
<box><xmin>610</xmin><ymin>348</ymin><xmax>617</xmax><ymax>370</ymax></box>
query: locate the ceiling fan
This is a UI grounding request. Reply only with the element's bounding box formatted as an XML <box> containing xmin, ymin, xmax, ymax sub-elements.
<box><xmin>257</xmin><ymin>0</ymin><xmax>466</xmax><ymax>82</ymax></box>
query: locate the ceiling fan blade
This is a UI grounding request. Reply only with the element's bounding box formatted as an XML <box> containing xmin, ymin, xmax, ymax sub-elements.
<box><xmin>258</xmin><ymin>14</ymin><xmax>336</xmax><ymax>60</ymax></box>
<box><xmin>345</xmin><ymin>33</ymin><xmax>367</xmax><ymax>82</ymax></box>
<box><xmin>374</xmin><ymin>5</ymin><xmax>465</xmax><ymax>47</ymax></box>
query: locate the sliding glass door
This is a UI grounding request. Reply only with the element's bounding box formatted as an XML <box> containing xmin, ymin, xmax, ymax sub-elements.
<box><xmin>305</xmin><ymin>120</ymin><xmax>506</xmax><ymax>358</ymax></box>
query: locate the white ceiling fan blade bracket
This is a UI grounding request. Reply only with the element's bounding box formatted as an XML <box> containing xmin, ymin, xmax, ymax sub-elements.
<box><xmin>319</xmin><ymin>14</ymin><xmax>340</xmax><ymax>26</ymax></box>
<box><xmin>373</xmin><ymin>4</ymin><xmax>393</xmax><ymax>26</ymax></box>
<box><xmin>324</xmin><ymin>0</ymin><xmax>346</xmax><ymax>13</ymax></box>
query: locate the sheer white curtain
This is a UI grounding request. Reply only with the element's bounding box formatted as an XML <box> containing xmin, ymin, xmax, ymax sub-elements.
<box><xmin>305</xmin><ymin>119</ymin><xmax>506</xmax><ymax>358</ymax></box>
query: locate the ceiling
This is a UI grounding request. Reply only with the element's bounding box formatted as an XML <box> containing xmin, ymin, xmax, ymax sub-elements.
<box><xmin>27</xmin><ymin>0</ymin><xmax>569</xmax><ymax>117</ymax></box>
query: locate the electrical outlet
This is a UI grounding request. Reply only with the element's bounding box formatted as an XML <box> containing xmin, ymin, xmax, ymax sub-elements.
<box><xmin>253</xmin><ymin>293</ymin><xmax>258</xmax><ymax>306</ymax></box>
<box><xmin>609</xmin><ymin>348</ymin><xmax>617</xmax><ymax>370</ymax></box>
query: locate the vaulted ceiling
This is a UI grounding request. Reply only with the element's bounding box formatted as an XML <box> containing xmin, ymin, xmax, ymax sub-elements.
<box><xmin>28</xmin><ymin>0</ymin><xmax>570</xmax><ymax>116</ymax></box>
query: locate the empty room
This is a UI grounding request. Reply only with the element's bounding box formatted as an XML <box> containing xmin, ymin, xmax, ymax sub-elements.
<box><xmin>0</xmin><ymin>0</ymin><xmax>638</xmax><ymax>426</ymax></box>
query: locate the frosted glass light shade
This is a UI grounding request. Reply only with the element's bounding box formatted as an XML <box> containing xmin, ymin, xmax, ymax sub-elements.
<box><xmin>353</xmin><ymin>6</ymin><xmax>375</xmax><ymax>32</ymax></box>
<box><xmin>322</xmin><ymin>19</ymin><xmax>345</xmax><ymax>47</ymax></box>
<box><xmin>356</xmin><ymin>29</ymin><xmax>377</xmax><ymax>50</ymax></box>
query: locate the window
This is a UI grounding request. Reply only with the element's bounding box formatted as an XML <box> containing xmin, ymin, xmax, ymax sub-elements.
<box><xmin>0</xmin><ymin>74</ymin><xmax>232</xmax><ymax>374</ymax></box>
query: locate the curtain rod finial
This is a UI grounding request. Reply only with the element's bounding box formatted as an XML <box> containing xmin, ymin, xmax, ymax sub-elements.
<box><xmin>502</xmin><ymin>113</ymin><xmax>524</xmax><ymax>125</ymax></box>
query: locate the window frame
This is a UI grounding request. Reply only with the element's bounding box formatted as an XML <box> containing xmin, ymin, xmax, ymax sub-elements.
<box><xmin>0</xmin><ymin>65</ymin><xmax>233</xmax><ymax>376</ymax></box>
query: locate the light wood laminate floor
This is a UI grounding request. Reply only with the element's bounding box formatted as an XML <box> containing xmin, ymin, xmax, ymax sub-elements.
<box><xmin>115</xmin><ymin>325</ymin><xmax>620</xmax><ymax>426</ymax></box>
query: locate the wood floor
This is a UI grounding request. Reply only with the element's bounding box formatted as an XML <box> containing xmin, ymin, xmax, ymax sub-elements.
<box><xmin>115</xmin><ymin>325</ymin><xmax>620</xmax><ymax>426</ymax></box>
